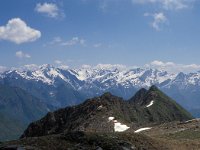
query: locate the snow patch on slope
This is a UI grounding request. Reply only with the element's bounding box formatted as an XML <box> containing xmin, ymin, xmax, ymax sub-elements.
<box><xmin>146</xmin><ymin>101</ymin><xmax>154</xmax><ymax>108</ymax></box>
<box><xmin>185</xmin><ymin>118</ymin><xmax>200</xmax><ymax>123</ymax></box>
<box><xmin>134</xmin><ymin>127</ymin><xmax>152</xmax><ymax>133</ymax></box>
<box><xmin>114</xmin><ymin>122</ymin><xmax>130</xmax><ymax>132</ymax></box>
<box><xmin>108</xmin><ymin>117</ymin><xmax>130</xmax><ymax>132</ymax></box>
<box><xmin>108</xmin><ymin>117</ymin><xmax>114</xmax><ymax>121</ymax></box>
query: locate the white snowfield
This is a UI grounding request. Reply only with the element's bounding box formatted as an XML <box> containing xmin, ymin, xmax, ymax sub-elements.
<box><xmin>185</xmin><ymin>118</ymin><xmax>200</xmax><ymax>123</ymax></box>
<box><xmin>108</xmin><ymin>117</ymin><xmax>130</xmax><ymax>132</ymax></box>
<box><xmin>146</xmin><ymin>100</ymin><xmax>154</xmax><ymax>108</ymax></box>
<box><xmin>97</xmin><ymin>105</ymin><xmax>103</xmax><ymax>110</ymax></box>
<box><xmin>134</xmin><ymin>127</ymin><xmax>152</xmax><ymax>133</ymax></box>
<box><xmin>108</xmin><ymin>117</ymin><xmax>115</xmax><ymax>121</ymax></box>
<box><xmin>114</xmin><ymin>122</ymin><xmax>130</xmax><ymax>132</ymax></box>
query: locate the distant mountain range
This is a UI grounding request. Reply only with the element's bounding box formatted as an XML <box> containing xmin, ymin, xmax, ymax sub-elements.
<box><xmin>0</xmin><ymin>64</ymin><xmax>200</xmax><ymax>116</ymax></box>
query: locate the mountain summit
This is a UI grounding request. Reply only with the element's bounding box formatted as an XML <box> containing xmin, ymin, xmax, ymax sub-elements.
<box><xmin>129</xmin><ymin>85</ymin><xmax>193</xmax><ymax>124</ymax></box>
<box><xmin>21</xmin><ymin>86</ymin><xmax>193</xmax><ymax>138</ymax></box>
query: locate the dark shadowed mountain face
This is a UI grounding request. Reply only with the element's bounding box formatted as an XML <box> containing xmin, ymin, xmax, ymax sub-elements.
<box><xmin>0</xmin><ymin>85</ymin><xmax>50</xmax><ymax>141</ymax></box>
<box><xmin>21</xmin><ymin>86</ymin><xmax>193</xmax><ymax>138</ymax></box>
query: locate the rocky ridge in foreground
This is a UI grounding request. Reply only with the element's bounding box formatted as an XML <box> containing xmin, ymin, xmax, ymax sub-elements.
<box><xmin>21</xmin><ymin>86</ymin><xmax>192</xmax><ymax>138</ymax></box>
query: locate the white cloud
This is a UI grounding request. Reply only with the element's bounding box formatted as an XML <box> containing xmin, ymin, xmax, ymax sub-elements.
<box><xmin>2</xmin><ymin>61</ymin><xmax>200</xmax><ymax>74</ymax></box>
<box><xmin>97</xmin><ymin>0</ymin><xmax>196</xmax><ymax>12</ymax></box>
<box><xmin>48</xmin><ymin>37</ymin><xmax>104</xmax><ymax>48</ymax></box>
<box><xmin>58</xmin><ymin>65</ymin><xmax>69</xmax><ymax>70</ymax></box>
<box><xmin>0</xmin><ymin>66</ymin><xmax>7</xmax><ymax>73</ymax></box>
<box><xmin>44</xmin><ymin>36</ymin><xmax>62</xmax><ymax>47</ymax></box>
<box><xmin>22</xmin><ymin>64</ymin><xmax>39</xmax><ymax>71</ymax></box>
<box><xmin>61</xmin><ymin>37</ymin><xmax>86</xmax><ymax>46</ymax></box>
<box><xmin>54</xmin><ymin>60</ymin><xmax>62</xmax><ymax>64</ymax></box>
<box><xmin>145</xmin><ymin>12</ymin><xmax>167</xmax><ymax>31</ymax></box>
<box><xmin>80</xmin><ymin>39</ymin><xmax>86</xmax><ymax>45</ymax></box>
<box><xmin>145</xmin><ymin>60</ymin><xmax>200</xmax><ymax>73</ymax></box>
<box><xmin>16</xmin><ymin>51</ymin><xmax>31</xmax><ymax>59</ymax></box>
<box><xmin>0</xmin><ymin>18</ymin><xmax>41</xmax><ymax>44</ymax></box>
<box><xmin>94</xmin><ymin>43</ymin><xmax>102</xmax><ymax>48</ymax></box>
<box><xmin>35</xmin><ymin>3</ymin><xmax>64</xmax><ymax>18</ymax></box>
<box><xmin>99</xmin><ymin>1</ymin><xmax>109</xmax><ymax>12</ymax></box>
<box><xmin>54</xmin><ymin>60</ymin><xmax>69</xmax><ymax>69</ymax></box>
<box><xmin>46</xmin><ymin>36</ymin><xmax>86</xmax><ymax>47</ymax></box>
<box><xmin>134</xmin><ymin>0</ymin><xmax>196</xmax><ymax>30</ymax></box>
<box><xmin>51</xmin><ymin>37</ymin><xmax>62</xmax><ymax>44</ymax></box>
<box><xmin>95</xmin><ymin>64</ymin><xmax>127</xmax><ymax>71</ymax></box>
<box><xmin>132</xmin><ymin>0</ymin><xmax>195</xmax><ymax>10</ymax></box>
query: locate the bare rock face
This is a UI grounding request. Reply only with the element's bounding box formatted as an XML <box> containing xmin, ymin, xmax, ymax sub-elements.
<box><xmin>21</xmin><ymin>86</ymin><xmax>193</xmax><ymax>138</ymax></box>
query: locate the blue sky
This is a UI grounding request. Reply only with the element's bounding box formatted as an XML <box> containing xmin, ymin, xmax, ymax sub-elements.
<box><xmin>0</xmin><ymin>0</ymin><xmax>200</xmax><ymax>70</ymax></box>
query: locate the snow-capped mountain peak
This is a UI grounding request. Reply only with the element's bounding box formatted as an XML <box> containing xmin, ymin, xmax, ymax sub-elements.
<box><xmin>1</xmin><ymin>64</ymin><xmax>200</xmax><ymax>110</ymax></box>
<box><xmin>1</xmin><ymin>64</ymin><xmax>200</xmax><ymax>90</ymax></box>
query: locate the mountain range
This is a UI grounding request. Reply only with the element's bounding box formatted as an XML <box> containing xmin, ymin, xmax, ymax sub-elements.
<box><xmin>1</xmin><ymin>86</ymin><xmax>196</xmax><ymax>150</ymax></box>
<box><xmin>0</xmin><ymin>64</ymin><xmax>200</xmax><ymax>116</ymax></box>
<box><xmin>0</xmin><ymin>64</ymin><xmax>200</xmax><ymax>141</ymax></box>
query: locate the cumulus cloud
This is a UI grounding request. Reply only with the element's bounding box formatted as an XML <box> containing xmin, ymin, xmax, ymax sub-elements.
<box><xmin>16</xmin><ymin>51</ymin><xmax>31</xmax><ymax>59</ymax></box>
<box><xmin>0</xmin><ymin>18</ymin><xmax>41</xmax><ymax>44</ymax></box>
<box><xmin>144</xmin><ymin>12</ymin><xmax>167</xmax><ymax>31</ymax></box>
<box><xmin>132</xmin><ymin>0</ymin><xmax>195</xmax><ymax>10</ymax></box>
<box><xmin>145</xmin><ymin>60</ymin><xmax>200</xmax><ymax>73</ymax></box>
<box><xmin>35</xmin><ymin>3</ymin><xmax>64</xmax><ymax>18</ymax></box>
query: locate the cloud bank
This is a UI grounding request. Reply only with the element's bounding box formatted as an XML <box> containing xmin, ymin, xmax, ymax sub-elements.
<box><xmin>145</xmin><ymin>60</ymin><xmax>200</xmax><ymax>73</ymax></box>
<box><xmin>1</xmin><ymin>60</ymin><xmax>200</xmax><ymax>74</ymax></box>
